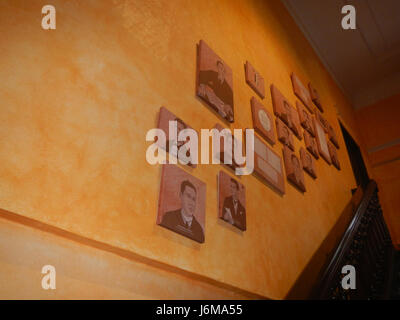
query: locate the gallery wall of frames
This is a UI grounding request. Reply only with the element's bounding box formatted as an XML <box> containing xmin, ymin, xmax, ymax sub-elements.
<box><xmin>156</xmin><ymin>39</ymin><xmax>342</xmax><ymax>243</ymax></box>
<box><xmin>0</xmin><ymin>0</ymin><xmax>362</xmax><ymax>299</ymax></box>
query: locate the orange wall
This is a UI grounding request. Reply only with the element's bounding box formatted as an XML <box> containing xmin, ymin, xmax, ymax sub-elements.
<box><xmin>356</xmin><ymin>94</ymin><xmax>400</xmax><ymax>246</ymax></box>
<box><xmin>0</xmin><ymin>0</ymin><xmax>361</xmax><ymax>299</ymax></box>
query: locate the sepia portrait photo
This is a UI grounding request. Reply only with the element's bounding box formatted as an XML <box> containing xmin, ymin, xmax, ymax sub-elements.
<box><xmin>218</xmin><ymin>171</ymin><xmax>246</xmax><ymax>231</ymax></box>
<box><xmin>197</xmin><ymin>40</ymin><xmax>234</xmax><ymax>123</ymax></box>
<box><xmin>157</xmin><ymin>164</ymin><xmax>206</xmax><ymax>243</ymax></box>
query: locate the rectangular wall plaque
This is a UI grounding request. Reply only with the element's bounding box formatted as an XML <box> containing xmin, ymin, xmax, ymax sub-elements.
<box><xmin>304</xmin><ymin>130</ymin><xmax>319</xmax><ymax>160</ymax></box>
<box><xmin>308</xmin><ymin>82</ymin><xmax>323</xmax><ymax>112</ymax></box>
<box><xmin>283</xmin><ymin>146</ymin><xmax>306</xmax><ymax>192</ymax></box>
<box><xmin>291</xmin><ymin>72</ymin><xmax>313</xmax><ymax>113</ymax></box>
<box><xmin>213</xmin><ymin>123</ymin><xmax>242</xmax><ymax>171</ymax></box>
<box><xmin>218</xmin><ymin>170</ymin><xmax>246</xmax><ymax>231</ymax></box>
<box><xmin>157</xmin><ymin>106</ymin><xmax>197</xmax><ymax>167</ymax></box>
<box><xmin>251</xmin><ymin>97</ymin><xmax>276</xmax><ymax>146</ymax></box>
<box><xmin>276</xmin><ymin>117</ymin><xmax>294</xmax><ymax>151</ymax></box>
<box><xmin>248</xmin><ymin>132</ymin><xmax>285</xmax><ymax>194</ymax></box>
<box><xmin>157</xmin><ymin>164</ymin><xmax>206</xmax><ymax>243</ymax></box>
<box><xmin>297</xmin><ymin>101</ymin><xmax>315</xmax><ymax>137</ymax></box>
<box><xmin>328</xmin><ymin>141</ymin><xmax>341</xmax><ymax>170</ymax></box>
<box><xmin>197</xmin><ymin>40</ymin><xmax>234</xmax><ymax>123</ymax></box>
<box><xmin>314</xmin><ymin>117</ymin><xmax>331</xmax><ymax>165</ymax></box>
<box><xmin>245</xmin><ymin>61</ymin><xmax>265</xmax><ymax>99</ymax></box>
<box><xmin>300</xmin><ymin>147</ymin><xmax>317</xmax><ymax>179</ymax></box>
<box><xmin>328</xmin><ymin>123</ymin><xmax>340</xmax><ymax>149</ymax></box>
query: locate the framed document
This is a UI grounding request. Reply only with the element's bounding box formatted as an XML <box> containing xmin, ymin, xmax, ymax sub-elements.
<box><xmin>248</xmin><ymin>132</ymin><xmax>285</xmax><ymax>194</ymax></box>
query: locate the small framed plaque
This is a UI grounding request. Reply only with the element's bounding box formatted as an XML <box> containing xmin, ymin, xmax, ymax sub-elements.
<box><xmin>283</xmin><ymin>146</ymin><xmax>306</xmax><ymax>192</ymax></box>
<box><xmin>245</xmin><ymin>61</ymin><xmax>265</xmax><ymax>99</ymax></box>
<box><xmin>300</xmin><ymin>147</ymin><xmax>317</xmax><ymax>179</ymax></box>
<box><xmin>291</xmin><ymin>72</ymin><xmax>313</xmax><ymax>113</ymax></box>
<box><xmin>218</xmin><ymin>170</ymin><xmax>246</xmax><ymax>231</ymax></box>
<box><xmin>248</xmin><ymin>132</ymin><xmax>285</xmax><ymax>194</ymax></box>
<box><xmin>276</xmin><ymin>117</ymin><xmax>295</xmax><ymax>151</ymax></box>
<box><xmin>251</xmin><ymin>97</ymin><xmax>276</xmax><ymax>146</ymax></box>
<box><xmin>314</xmin><ymin>117</ymin><xmax>331</xmax><ymax>165</ymax></box>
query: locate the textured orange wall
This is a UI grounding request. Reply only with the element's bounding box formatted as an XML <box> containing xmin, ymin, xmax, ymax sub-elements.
<box><xmin>355</xmin><ymin>94</ymin><xmax>400</xmax><ymax>246</ymax></box>
<box><xmin>0</xmin><ymin>0</ymin><xmax>360</xmax><ymax>299</ymax></box>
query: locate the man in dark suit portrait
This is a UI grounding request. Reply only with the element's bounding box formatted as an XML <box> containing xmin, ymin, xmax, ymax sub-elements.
<box><xmin>161</xmin><ymin>180</ymin><xmax>205</xmax><ymax>243</ymax></box>
<box><xmin>222</xmin><ymin>178</ymin><xmax>246</xmax><ymax>231</ymax></box>
<box><xmin>166</xmin><ymin>118</ymin><xmax>193</xmax><ymax>166</ymax></box>
<box><xmin>198</xmin><ymin>60</ymin><xmax>234</xmax><ymax>121</ymax></box>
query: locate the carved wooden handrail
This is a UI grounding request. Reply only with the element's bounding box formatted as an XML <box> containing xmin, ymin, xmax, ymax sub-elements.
<box><xmin>312</xmin><ymin>180</ymin><xmax>394</xmax><ymax>299</ymax></box>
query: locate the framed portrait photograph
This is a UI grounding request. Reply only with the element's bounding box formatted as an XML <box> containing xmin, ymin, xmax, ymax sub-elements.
<box><xmin>304</xmin><ymin>130</ymin><xmax>319</xmax><ymax>160</ymax></box>
<box><xmin>328</xmin><ymin>141</ymin><xmax>341</xmax><ymax>170</ymax></box>
<box><xmin>218</xmin><ymin>171</ymin><xmax>246</xmax><ymax>231</ymax></box>
<box><xmin>328</xmin><ymin>123</ymin><xmax>340</xmax><ymax>149</ymax></box>
<box><xmin>288</xmin><ymin>102</ymin><xmax>302</xmax><ymax>140</ymax></box>
<box><xmin>308</xmin><ymin>82</ymin><xmax>323</xmax><ymax>112</ymax></box>
<box><xmin>245</xmin><ymin>61</ymin><xmax>265</xmax><ymax>99</ymax></box>
<box><xmin>314</xmin><ymin>117</ymin><xmax>332</xmax><ymax>165</ymax></box>
<box><xmin>213</xmin><ymin>123</ymin><xmax>243</xmax><ymax>171</ymax></box>
<box><xmin>251</xmin><ymin>97</ymin><xmax>276</xmax><ymax>146</ymax></box>
<box><xmin>291</xmin><ymin>72</ymin><xmax>313</xmax><ymax>113</ymax></box>
<box><xmin>297</xmin><ymin>101</ymin><xmax>315</xmax><ymax>137</ymax></box>
<box><xmin>276</xmin><ymin>117</ymin><xmax>295</xmax><ymax>151</ymax></box>
<box><xmin>248</xmin><ymin>132</ymin><xmax>285</xmax><ymax>194</ymax></box>
<box><xmin>300</xmin><ymin>147</ymin><xmax>317</xmax><ymax>179</ymax></box>
<box><xmin>157</xmin><ymin>164</ymin><xmax>206</xmax><ymax>243</ymax></box>
<box><xmin>197</xmin><ymin>40</ymin><xmax>234</xmax><ymax>123</ymax></box>
<box><xmin>283</xmin><ymin>146</ymin><xmax>306</xmax><ymax>193</ymax></box>
<box><xmin>157</xmin><ymin>107</ymin><xmax>197</xmax><ymax>167</ymax></box>
<box><xmin>270</xmin><ymin>84</ymin><xmax>292</xmax><ymax>127</ymax></box>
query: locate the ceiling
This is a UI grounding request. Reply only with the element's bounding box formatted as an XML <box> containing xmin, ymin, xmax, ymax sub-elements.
<box><xmin>282</xmin><ymin>0</ymin><xmax>400</xmax><ymax>109</ymax></box>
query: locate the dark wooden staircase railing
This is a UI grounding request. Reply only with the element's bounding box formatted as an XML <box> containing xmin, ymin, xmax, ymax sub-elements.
<box><xmin>312</xmin><ymin>180</ymin><xmax>396</xmax><ymax>299</ymax></box>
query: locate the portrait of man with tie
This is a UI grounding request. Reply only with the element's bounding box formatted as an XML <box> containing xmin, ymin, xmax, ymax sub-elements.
<box><xmin>218</xmin><ymin>171</ymin><xmax>246</xmax><ymax>231</ymax></box>
<box><xmin>158</xmin><ymin>165</ymin><xmax>206</xmax><ymax>243</ymax></box>
<box><xmin>197</xmin><ymin>40</ymin><xmax>234</xmax><ymax>123</ymax></box>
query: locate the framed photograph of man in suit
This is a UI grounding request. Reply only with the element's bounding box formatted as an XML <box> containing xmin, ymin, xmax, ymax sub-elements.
<box><xmin>157</xmin><ymin>106</ymin><xmax>197</xmax><ymax>167</ymax></box>
<box><xmin>218</xmin><ymin>171</ymin><xmax>246</xmax><ymax>231</ymax></box>
<box><xmin>196</xmin><ymin>40</ymin><xmax>234</xmax><ymax>123</ymax></box>
<box><xmin>157</xmin><ymin>164</ymin><xmax>206</xmax><ymax>243</ymax></box>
